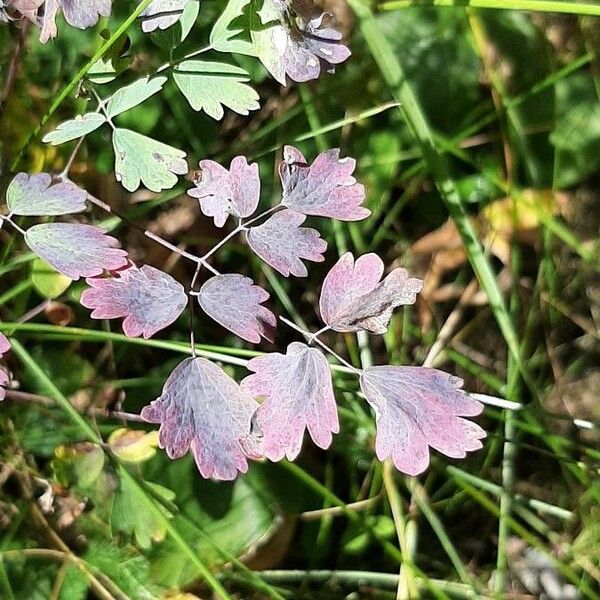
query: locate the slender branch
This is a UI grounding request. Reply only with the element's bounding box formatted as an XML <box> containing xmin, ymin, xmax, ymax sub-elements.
<box><xmin>279</xmin><ymin>316</ymin><xmax>361</xmax><ymax>374</ymax></box>
<box><xmin>0</xmin><ymin>20</ymin><xmax>29</xmax><ymax>119</ymax></box>
<box><xmin>155</xmin><ymin>44</ymin><xmax>213</xmax><ymax>75</ymax></box>
<box><xmin>4</xmin><ymin>390</ymin><xmax>147</xmax><ymax>423</ymax></box>
<box><xmin>0</xmin><ymin>214</ymin><xmax>26</xmax><ymax>235</ymax></box>
<box><xmin>197</xmin><ymin>205</ymin><xmax>283</xmax><ymax>264</ymax></box>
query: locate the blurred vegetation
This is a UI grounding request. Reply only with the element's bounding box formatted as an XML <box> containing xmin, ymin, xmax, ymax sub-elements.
<box><xmin>1</xmin><ymin>1</ymin><xmax>599</xmax><ymax>598</ymax></box>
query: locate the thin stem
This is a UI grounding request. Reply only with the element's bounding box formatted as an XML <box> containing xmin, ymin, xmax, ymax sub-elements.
<box><xmin>279</xmin><ymin>316</ymin><xmax>361</xmax><ymax>374</ymax></box>
<box><xmin>80</xmin><ymin>190</ymin><xmax>219</xmax><ymax>273</ymax></box>
<box><xmin>197</xmin><ymin>205</ymin><xmax>283</xmax><ymax>263</ymax></box>
<box><xmin>4</xmin><ymin>390</ymin><xmax>146</xmax><ymax>423</ymax></box>
<box><xmin>0</xmin><ymin>214</ymin><xmax>26</xmax><ymax>235</ymax></box>
<box><xmin>91</xmin><ymin>88</ymin><xmax>116</xmax><ymax>131</ymax></box>
<box><xmin>155</xmin><ymin>44</ymin><xmax>213</xmax><ymax>75</ymax></box>
<box><xmin>143</xmin><ymin>230</ymin><xmax>219</xmax><ymax>274</ymax></box>
<box><xmin>199</xmin><ymin>224</ymin><xmax>245</xmax><ymax>262</ymax></box>
<box><xmin>242</xmin><ymin>204</ymin><xmax>282</xmax><ymax>228</ymax></box>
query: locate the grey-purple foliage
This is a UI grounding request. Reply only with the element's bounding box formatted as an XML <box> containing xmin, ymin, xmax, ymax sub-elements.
<box><xmin>0</xmin><ymin>1</ymin><xmax>486</xmax><ymax>484</ymax></box>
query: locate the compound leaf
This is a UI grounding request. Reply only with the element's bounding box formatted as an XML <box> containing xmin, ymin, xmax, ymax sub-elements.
<box><xmin>210</xmin><ymin>0</ymin><xmax>254</xmax><ymax>56</ymax></box>
<box><xmin>25</xmin><ymin>223</ymin><xmax>128</xmax><ymax>281</ymax></box>
<box><xmin>251</xmin><ymin>0</ymin><xmax>350</xmax><ymax>85</ymax></box>
<box><xmin>242</xmin><ymin>342</ymin><xmax>338</xmax><ymax>461</ymax></box>
<box><xmin>111</xmin><ymin>473</ymin><xmax>174</xmax><ymax>549</ymax></box>
<box><xmin>320</xmin><ymin>252</ymin><xmax>423</xmax><ymax>334</ymax></box>
<box><xmin>198</xmin><ymin>273</ymin><xmax>276</xmax><ymax>343</ymax></box>
<box><xmin>187</xmin><ymin>156</ymin><xmax>260</xmax><ymax>227</ymax></box>
<box><xmin>42</xmin><ymin>112</ymin><xmax>107</xmax><ymax>145</ymax></box>
<box><xmin>6</xmin><ymin>172</ymin><xmax>87</xmax><ymax>216</ymax></box>
<box><xmin>113</xmin><ymin>128</ymin><xmax>188</xmax><ymax>192</ymax></box>
<box><xmin>173</xmin><ymin>60</ymin><xmax>260</xmax><ymax>120</ymax></box>
<box><xmin>247</xmin><ymin>208</ymin><xmax>327</xmax><ymax>277</ymax></box>
<box><xmin>280</xmin><ymin>145</ymin><xmax>369</xmax><ymax>220</ymax></box>
<box><xmin>81</xmin><ymin>265</ymin><xmax>187</xmax><ymax>339</ymax></box>
<box><xmin>360</xmin><ymin>366</ymin><xmax>486</xmax><ymax>475</ymax></box>
<box><xmin>141</xmin><ymin>357</ymin><xmax>259</xmax><ymax>480</ymax></box>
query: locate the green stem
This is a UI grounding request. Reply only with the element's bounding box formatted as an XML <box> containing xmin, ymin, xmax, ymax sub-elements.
<box><xmin>10</xmin><ymin>0</ymin><xmax>155</xmax><ymax>171</ymax></box>
<box><xmin>378</xmin><ymin>0</ymin><xmax>600</xmax><ymax>17</ymax></box>
<box><xmin>349</xmin><ymin>0</ymin><xmax>534</xmax><ymax>395</ymax></box>
<box><xmin>8</xmin><ymin>339</ymin><xmax>233</xmax><ymax>600</ymax></box>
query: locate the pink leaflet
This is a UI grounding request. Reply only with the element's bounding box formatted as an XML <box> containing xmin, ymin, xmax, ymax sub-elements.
<box><xmin>81</xmin><ymin>265</ymin><xmax>187</xmax><ymax>339</ymax></box>
<box><xmin>254</xmin><ymin>0</ymin><xmax>350</xmax><ymax>85</ymax></box>
<box><xmin>0</xmin><ymin>334</ymin><xmax>11</xmax><ymax>358</ymax></box>
<box><xmin>141</xmin><ymin>357</ymin><xmax>259</xmax><ymax>480</ymax></box>
<box><xmin>279</xmin><ymin>145</ymin><xmax>369</xmax><ymax>221</ymax></box>
<box><xmin>40</xmin><ymin>0</ymin><xmax>111</xmax><ymax>42</ymax></box>
<box><xmin>198</xmin><ymin>274</ymin><xmax>276</xmax><ymax>344</ymax></box>
<box><xmin>188</xmin><ymin>156</ymin><xmax>260</xmax><ymax>227</ymax></box>
<box><xmin>319</xmin><ymin>252</ymin><xmax>423</xmax><ymax>334</ymax></box>
<box><xmin>242</xmin><ymin>342</ymin><xmax>338</xmax><ymax>461</ymax></box>
<box><xmin>6</xmin><ymin>172</ymin><xmax>87</xmax><ymax>216</ymax></box>
<box><xmin>359</xmin><ymin>366</ymin><xmax>486</xmax><ymax>476</ymax></box>
<box><xmin>25</xmin><ymin>223</ymin><xmax>128</xmax><ymax>281</ymax></box>
<box><xmin>0</xmin><ymin>369</ymin><xmax>8</xmax><ymax>402</ymax></box>
<box><xmin>246</xmin><ymin>208</ymin><xmax>327</xmax><ymax>277</ymax></box>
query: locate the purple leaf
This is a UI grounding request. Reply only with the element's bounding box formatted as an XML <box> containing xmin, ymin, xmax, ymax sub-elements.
<box><xmin>6</xmin><ymin>172</ymin><xmax>87</xmax><ymax>216</ymax></box>
<box><xmin>81</xmin><ymin>265</ymin><xmax>187</xmax><ymax>339</ymax></box>
<box><xmin>360</xmin><ymin>366</ymin><xmax>486</xmax><ymax>475</ymax></box>
<box><xmin>140</xmin><ymin>0</ymin><xmax>190</xmax><ymax>33</ymax></box>
<box><xmin>197</xmin><ymin>274</ymin><xmax>276</xmax><ymax>344</ymax></box>
<box><xmin>8</xmin><ymin>0</ymin><xmax>44</xmax><ymax>20</ymax></box>
<box><xmin>247</xmin><ymin>208</ymin><xmax>327</xmax><ymax>277</ymax></box>
<box><xmin>0</xmin><ymin>369</ymin><xmax>8</xmax><ymax>402</ymax></box>
<box><xmin>40</xmin><ymin>0</ymin><xmax>111</xmax><ymax>43</ymax></box>
<box><xmin>188</xmin><ymin>156</ymin><xmax>260</xmax><ymax>227</ymax></box>
<box><xmin>279</xmin><ymin>146</ymin><xmax>369</xmax><ymax>221</ymax></box>
<box><xmin>0</xmin><ymin>333</ymin><xmax>9</xmax><ymax>402</ymax></box>
<box><xmin>0</xmin><ymin>334</ymin><xmax>11</xmax><ymax>358</ymax></box>
<box><xmin>320</xmin><ymin>252</ymin><xmax>423</xmax><ymax>334</ymax></box>
<box><xmin>25</xmin><ymin>223</ymin><xmax>128</xmax><ymax>281</ymax></box>
<box><xmin>242</xmin><ymin>342</ymin><xmax>338</xmax><ymax>461</ymax></box>
<box><xmin>141</xmin><ymin>357</ymin><xmax>259</xmax><ymax>480</ymax></box>
<box><xmin>252</xmin><ymin>0</ymin><xmax>350</xmax><ymax>85</ymax></box>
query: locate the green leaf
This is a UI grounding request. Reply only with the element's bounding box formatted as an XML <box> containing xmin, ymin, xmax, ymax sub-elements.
<box><xmin>42</xmin><ymin>113</ymin><xmax>107</xmax><ymax>145</ymax></box>
<box><xmin>88</xmin><ymin>55</ymin><xmax>133</xmax><ymax>85</ymax></box>
<box><xmin>108</xmin><ymin>427</ymin><xmax>159</xmax><ymax>463</ymax></box>
<box><xmin>112</xmin><ymin>128</ymin><xmax>188</xmax><ymax>192</ymax></box>
<box><xmin>111</xmin><ymin>474</ymin><xmax>175</xmax><ymax>549</ymax></box>
<box><xmin>31</xmin><ymin>258</ymin><xmax>72</xmax><ymax>299</ymax></box>
<box><xmin>550</xmin><ymin>72</ymin><xmax>600</xmax><ymax>187</ymax></box>
<box><xmin>173</xmin><ymin>60</ymin><xmax>260</xmax><ymax>120</ymax></box>
<box><xmin>106</xmin><ymin>76</ymin><xmax>167</xmax><ymax>118</ymax></box>
<box><xmin>51</xmin><ymin>443</ymin><xmax>106</xmax><ymax>490</ymax></box>
<box><xmin>151</xmin><ymin>0</ymin><xmax>200</xmax><ymax>49</ymax></box>
<box><xmin>210</xmin><ymin>0</ymin><xmax>255</xmax><ymax>56</ymax></box>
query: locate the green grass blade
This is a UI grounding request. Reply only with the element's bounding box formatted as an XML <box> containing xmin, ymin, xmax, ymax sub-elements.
<box><xmin>377</xmin><ymin>0</ymin><xmax>600</xmax><ymax>17</ymax></box>
<box><xmin>10</xmin><ymin>0</ymin><xmax>155</xmax><ymax>172</ymax></box>
<box><xmin>349</xmin><ymin>0</ymin><xmax>534</xmax><ymax>393</ymax></box>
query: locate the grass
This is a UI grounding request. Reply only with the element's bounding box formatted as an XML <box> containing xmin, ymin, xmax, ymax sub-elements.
<box><xmin>1</xmin><ymin>0</ymin><xmax>599</xmax><ymax>598</ymax></box>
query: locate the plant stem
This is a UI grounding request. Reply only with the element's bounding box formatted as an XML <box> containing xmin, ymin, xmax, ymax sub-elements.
<box><xmin>254</xmin><ymin>570</ymin><xmax>483</xmax><ymax>599</ymax></box>
<box><xmin>377</xmin><ymin>0</ymin><xmax>600</xmax><ymax>16</ymax></box>
<box><xmin>0</xmin><ymin>215</ymin><xmax>25</xmax><ymax>235</ymax></box>
<box><xmin>279</xmin><ymin>316</ymin><xmax>361</xmax><ymax>374</ymax></box>
<box><xmin>11</xmin><ymin>0</ymin><xmax>155</xmax><ymax>171</ymax></box>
